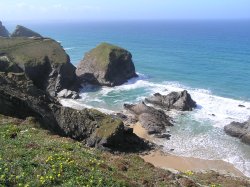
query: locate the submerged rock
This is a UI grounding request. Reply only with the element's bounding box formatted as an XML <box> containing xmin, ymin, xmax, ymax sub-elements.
<box><xmin>11</xmin><ymin>25</ymin><xmax>42</xmax><ymax>38</ymax></box>
<box><xmin>0</xmin><ymin>37</ymin><xmax>79</xmax><ymax>97</ymax></box>
<box><xmin>224</xmin><ymin>119</ymin><xmax>250</xmax><ymax>145</ymax></box>
<box><xmin>124</xmin><ymin>102</ymin><xmax>173</xmax><ymax>134</ymax></box>
<box><xmin>0</xmin><ymin>21</ymin><xmax>9</xmax><ymax>37</ymax></box>
<box><xmin>145</xmin><ymin>90</ymin><xmax>196</xmax><ymax>111</ymax></box>
<box><xmin>76</xmin><ymin>42</ymin><xmax>137</xmax><ymax>86</ymax></box>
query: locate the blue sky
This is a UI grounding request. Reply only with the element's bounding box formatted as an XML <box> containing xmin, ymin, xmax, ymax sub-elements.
<box><xmin>0</xmin><ymin>0</ymin><xmax>250</xmax><ymax>21</ymax></box>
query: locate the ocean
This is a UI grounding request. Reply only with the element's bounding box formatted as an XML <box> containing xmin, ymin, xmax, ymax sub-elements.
<box><xmin>6</xmin><ymin>20</ymin><xmax>250</xmax><ymax>176</ymax></box>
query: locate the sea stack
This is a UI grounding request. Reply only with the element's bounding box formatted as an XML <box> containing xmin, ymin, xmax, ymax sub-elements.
<box><xmin>0</xmin><ymin>21</ymin><xmax>9</xmax><ymax>37</ymax></box>
<box><xmin>11</xmin><ymin>25</ymin><xmax>42</xmax><ymax>37</ymax></box>
<box><xmin>76</xmin><ymin>42</ymin><xmax>137</xmax><ymax>86</ymax></box>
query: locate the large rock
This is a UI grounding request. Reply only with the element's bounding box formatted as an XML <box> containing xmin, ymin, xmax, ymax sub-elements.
<box><xmin>0</xmin><ymin>37</ymin><xmax>79</xmax><ymax>97</ymax></box>
<box><xmin>11</xmin><ymin>25</ymin><xmax>42</xmax><ymax>38</ymax></box>
<box><xmin>124</xmin><ymin>102</ymin><xmax>173</xmax><ymax>134</ymax></box>
<box><xmin>76</xmin><ymin>43</ymin><xmax>137</xmax><ymax>86</ymax></box>
<box><xmin>0</xmin><ymin>72</ymin><xmax>150</xmax><ymax>151</ymax></box>
<box><xmin>0</xmin><ymin>21</ymin><xmax>9</xmax><ymax>37</ymax></box>
<box><xmin>145</xmin><ymin>90</ymin><xmax>196</xmax><ymax>111</ymax></box>
<box><xmin>224</xmin><ymin>119</ymin><xmax>250</xmax><ymax>145</ymax></box>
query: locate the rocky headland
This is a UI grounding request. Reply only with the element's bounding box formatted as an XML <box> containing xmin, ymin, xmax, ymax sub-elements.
<box><xmin>0</xmin><ymin>37</ymin><xmax>79</xmax><ymax>97</ymax></box>
<box><xmin>0</xmin><ymin>21</ymin><xmax>9</xmax><ymax>37</ymax></box>
<box><xmin>11</xmin><ymin>25</ymin><xmax>43</xmax><ymax>38</ymax></box>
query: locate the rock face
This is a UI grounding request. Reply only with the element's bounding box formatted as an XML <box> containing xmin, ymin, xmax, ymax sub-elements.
<box><xmin>0</xmin><ymin>21</ymin><xmax>9</xmax><ymax>37</ymax></box>
<box><xmin>0</xmin><ymin>37</ymin><xmax>79</xmax><ymax>97</ymax></box>
<box><xmin>76</xmin><ymin>43</ymin><xmax>137</xmax><ymax>86</ymax></box>
<box><xmin>224</xmin><ymin>119</ymin><xmax>250</xmax><ymax>145</ymax></box>
<box><xmin>145</xmin><ymin>90</ymin><xmax>196</xmax><ymax>111</ymax></box>
<box><xmin>11</xmin><ymin>25</ymin><xmax>42</xmax><ymax>38</ymax></box>
<box><xmin>0</xmin><ymin>72</ymin><xmax>149</xmax><ymax>151</ymax></box>
<box><xmin>124</xmin><ymin>102</ymin><xmax>173</xmax><ymax>134</ymax></box>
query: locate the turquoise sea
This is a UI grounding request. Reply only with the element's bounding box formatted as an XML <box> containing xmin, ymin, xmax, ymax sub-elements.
<box><xmin>6</xmin><ymin>20</ymin><xmax>250</xmax><ymax>176</ymax></box>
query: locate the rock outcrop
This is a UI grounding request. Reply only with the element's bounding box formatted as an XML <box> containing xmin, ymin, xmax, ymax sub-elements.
<box><xmin>0</xmin><ymin>72</ymin><xmax>149</xmax><ymax>151</ymax></box>
<box><xmin>124</xmin><ymin>102</ymin><xmax>173</xmax><ymax>134</ymax></box>
<box><xmin>0</xmin><ymin>37</ymin><xmax>79</xmax><ymax>97</ymax></box>
<box><xmin>57</xmin><ymin>89</ymin><xmax>79</xmax><ymax>99</ymax></box>
<box><xmin>11</xmin><ymin>25</ymin><xmax>42</xmax><ymax>38</ymax></box>
<box><xmin>0</xmin><ymin>21</ymin><xmax>9</xmax><ymax>37</ymax></box>
<box><xmin>145</xmin><ymin>90</ymin><xmax>196</xmax><ymax>111</ymax></box>
<box><xmin>224</xmin><ymin>119</ymin><xmax>250</xmax><ymax>145</ymax></box>
<box><xmin>76</xmin><ymin>42</ymin><xmax>137</xmax><ymax>86</ymax></box>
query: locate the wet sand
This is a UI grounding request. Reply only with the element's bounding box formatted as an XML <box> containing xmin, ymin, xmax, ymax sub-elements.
<box><xmin>132</xmin><ymin>123</ymin><xmax>244</xmax><ymax>177</ymax></box>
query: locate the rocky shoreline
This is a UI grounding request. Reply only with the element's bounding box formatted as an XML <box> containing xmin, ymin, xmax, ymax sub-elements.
<box><xmin>1</xmin><ymin>21</ymin><xmax>250</xmax><ymax>185</ymax></box>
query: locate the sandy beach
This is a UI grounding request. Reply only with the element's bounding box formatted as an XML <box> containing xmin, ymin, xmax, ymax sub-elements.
<box><xmin>132</xmin><ymin>123</ymin><xmax>244</xmax><ymax>177</ymax></box>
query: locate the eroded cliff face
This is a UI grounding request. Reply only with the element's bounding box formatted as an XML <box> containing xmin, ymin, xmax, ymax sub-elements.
<box><xmin>0</xmin><ymin>72</ymin><xmax>149</xmax><ymax>151</ymax></box>
<box><xmin>0</xmin><ymin>37</ymin><xmax>79</xmax><ymax>96</ymax></box>
<box><xmin>76</xmin><ymin>42</ymin><xmax>137</xmax><ymax>86</ymax></box>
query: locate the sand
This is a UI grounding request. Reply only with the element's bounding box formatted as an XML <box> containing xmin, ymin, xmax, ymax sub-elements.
<box><xmin>131</xmin><ymin>122</ymin><xmax>244</xmax><ymax>177</ymax></box>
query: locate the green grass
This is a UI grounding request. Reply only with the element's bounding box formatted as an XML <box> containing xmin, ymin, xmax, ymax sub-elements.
<box><xmin>0</xmin><ymin>37</ymin><xmax>68</xmax><ymax>67</ymax></box>
<box><xmin>0</xmin><ymin>114</ymin><xmax>249</xmax><ymax>187</ymax></box>
<box><xmin>87</xmin><ymin>42</ymin><xmax>129</xmax><ymax>70</ymax></box>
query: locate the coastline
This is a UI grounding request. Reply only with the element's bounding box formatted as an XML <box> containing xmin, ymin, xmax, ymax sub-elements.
<box><xmin>131</xmin><ymin>122</ymin><xmax>245</xmax><ymax>177</ymax></box>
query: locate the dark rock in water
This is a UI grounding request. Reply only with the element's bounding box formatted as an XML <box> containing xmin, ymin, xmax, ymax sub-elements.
<box><xmin>0</xmin><ymin>37</ymin><xmax>79</xmax><ymax>97</ymax></box>
<box><xmin>224</xmin><ymin>119</ymin><xmax>250</xmax><ymax>145</ymax></box>
<box><xmin>76</xmin><ymin>42</ymin><xmax>137</xmax><ymax>86</ymax></box>
<box><xmin>57</xmin><ymin>89</ymin><xmax>79</xmax><ymax>99</ymax></box>
<box><xmin>124</xmin><ymin>102</ymin><xmax>173</xmax><ymax>134</ymax></box>
<box><xmin>154</xmin><ymin>133</ymin><xmax>171</xmax><ymax>139</ymax></box>
<box><xmin>238</xmin><ymin>104</ymin><xmax>245</xmax><ymax>108</ymax></box>
<box><xmin>0</xmin><ymin>21</ymin><xmax>9</xmax><ymax>37</ymax></box>
<box><xmin>11</xmin><ymin>25</ymin><xmax>42</xmax><ymax>38</ymax></box>
<box><xmin>0</xmin><ymin>72</ymin><xmax>150</xmax><ymax>152</ymax></box>
<box><xmin>145</xmin><ymin>90</ymin><xmax>196</xmax><ymax>111</ymax></box>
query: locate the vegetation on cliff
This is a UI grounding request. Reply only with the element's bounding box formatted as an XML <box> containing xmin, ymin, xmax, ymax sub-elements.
<box><xmin>1</xmin><ymin>115</ymin><xmax>249</xmax><ymax>187</ymax></box>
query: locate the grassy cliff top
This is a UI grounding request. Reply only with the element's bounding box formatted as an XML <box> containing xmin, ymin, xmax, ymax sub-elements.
<box><xmin>0</xmin><ymin>37</ymin><xmax>68</xmax><ymax>66</ymax></box>
<box><xmin>86</xmin><ymin>42</ymin><xmax>129</xmax><ymax>69</ymax></box>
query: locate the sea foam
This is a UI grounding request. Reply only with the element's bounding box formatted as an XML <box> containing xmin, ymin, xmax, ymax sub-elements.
<box><xmin>60</xmin><ymin>74</ymin><xmax>250</xmax><ymax>176</ymax></box>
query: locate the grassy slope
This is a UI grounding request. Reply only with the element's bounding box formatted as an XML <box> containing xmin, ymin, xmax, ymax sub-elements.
<box><xmin>0</xmin><ymin>37</ymin><xmax>68</xmax><ymax>66</ymax></box>
<box><xmin>0</xmin><ymin>114</ymin><xmax>249</xmax><ymax>187</ymax></box>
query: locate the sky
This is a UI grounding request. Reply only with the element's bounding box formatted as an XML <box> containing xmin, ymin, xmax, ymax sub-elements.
<box><xmin>0</xmin><ymin>0</ymin><xmax>250</xmax><ymax>21</ymax></box>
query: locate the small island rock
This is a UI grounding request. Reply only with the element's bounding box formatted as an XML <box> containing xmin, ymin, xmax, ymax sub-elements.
<box><xmin>76</xmin><ymin>42</ymin><xmax>137</xmax><ymax>86</ymax></box>
<box><xmin>145</xmin><ymin>90</ymin><xmax>196</xmax><ymax>111</ymax></box>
